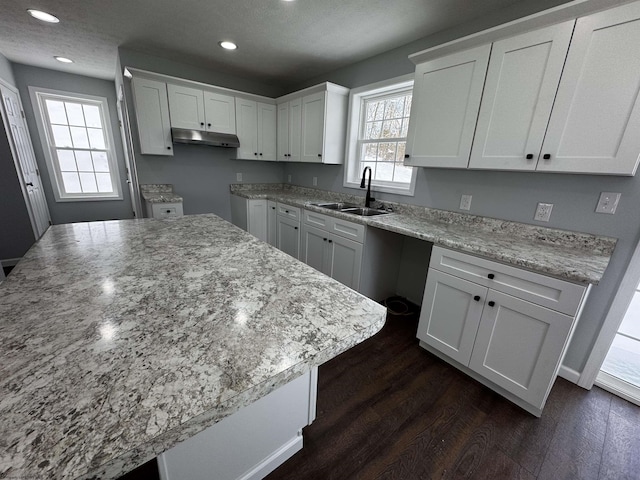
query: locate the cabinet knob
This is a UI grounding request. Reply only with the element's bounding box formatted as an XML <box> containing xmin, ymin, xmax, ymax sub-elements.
<box><xmin>328</xmin><ymin>239</ymin><xmax>333</xmax><ymax>243</ymax></box>
<box><xmin>285</xmin><ymin>210</ymin><xmax>289</xmax><ymax>213</ymax></box>
<box><xmin>208</xmin><ymin>123</ymin><xmax>211</xmax><ymax>127</ymax></box>
<box><xmin>488</xmin><ymin>301</ymin><xmax>496</xmax><ymax>307</ymax></box>
<box><xmin>200</xmin><ymin>122</ymin><xmax>204</xmax><ymax>126</ymax></box>
<box><xmin>404</xmin><ymin>154</ymin><xmax>410</xmax><ymax>158</ymax></box>
<box><xmin>317</xmin><ymin>154</ymin><xmax>322</xmax><ymax>157</ymax></box>
<box><xmin>488</xmin><ymin>273</ymin><xmax>495</xmax><ymax>279</ymax></box>
<box><xmin>254</xmin><ymin>152</ymin><xmax>258</xmax><ymax>156</ymax></box>
<box><xmin>526</xmin><ymin>154</ymin><xmax>534</xmax><ymax>159</ymax></box>
<box><xmin>323</xmin><ymin>238</ymin><xmax>327</xmax><ymax>241</ymax></box>
<box><xmin>271</xmin><ymin>206</ymin><xmax>275</xmax><ymax>210</ymax></box>
<box><xmin>25</xmin><ymin>182</ymin><xmax>34</xmax><ymax>187</ymax></box>
<box><xmin>543</xmin><ymin>154</ymin><xmax>551</xmax><ymax>160</ymax></box>
<box><xmin>167</xmin><ymin>146</ymin><xmax>171</xmax><ymax>150</ymax></box>
<box><xmin>294</xmin><ymin>226</ymin><xmax>298</xmax><ymax>230</ymax></box>
<box><xmin>259</xmin><ymin>153</ymin><xmax>263</xmax><ymax>156</ymax></box>
<box><xmin>473</xmin><ymin>295</ymin><xmax>481</xmax><ymax>302</ymax></box>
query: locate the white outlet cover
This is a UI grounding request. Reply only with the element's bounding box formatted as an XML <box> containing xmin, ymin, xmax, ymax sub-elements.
<box><xmin>313</xmin><ymin>177</ymin><xmax>318</xmax><ymax>186</ymax></box>
<box><xmin>288</xmin><ymin>175</ymin><xmax>292</xmax><ymax>183</ymax></box>
<box><xmin>460</xmin><ymin>194</ymin><xmax>472</xmax><ymax>211</ymax></box>
<box><xmin>534</xmin><ymin>203</ymin><xmax>553</xmax><ymax>222</ymax></box>
<box><xmin>236</xmin><ymin>172</ymin><xmax>242</xmax><ymax>182</ymax></box>
<box><xmin>596</xmin><ymin>192</ymin><xmax>621</xmax><ymax>214</ymax></box>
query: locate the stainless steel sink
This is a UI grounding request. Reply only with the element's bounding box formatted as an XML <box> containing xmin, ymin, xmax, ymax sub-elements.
<box><xmin>309</xmin><ymin>202</ymin><xmax>360</xmax><ymax>210</ymax></box>
<box><xmin>340</xmin><ymin>207</ymin><xmax>390</xmax><ymax>217</ymax></box>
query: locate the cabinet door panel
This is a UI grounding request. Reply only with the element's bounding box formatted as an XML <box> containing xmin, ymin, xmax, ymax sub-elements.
<box><xmin>406</xmin><ymin>45</ymin><xmax>490</xmax><ymax>168</ymax></box>
<box><xmin>301</xmin><ymin>225</ymin><xmax>329</xmax><ymax>274</ymax></box>
<box><xmin>277</xmin><ymin>216</ymin><xmax>300</xmax><ymax>259</ymax></box>
<box><xmin>469</xmin><ymin>22</ymin><xmax>573</xmax><ymax>171</ymax></box>
<box><xmin>469</xmin><ymin>290</ymin><xmax>574</xmax><ymax>409</ymax></box>
<box><xmin>167</xmin><ymin>84</ymin><xmax>205</xmax><ymax>130</ymax></box>
<box><xmin>247</xmin><ymin>199</ymin><xmax>267</xmax><ymax>242</ymax></box>
<box><xmin>417</xmin><ymin>269</ymin><xmax>487</xmax><ymax>365</ymax></box>
<box><xmin>257</xmin><ymin>103</ymin><xmax>277</xmax><ymax>161</ymax></box>
<box><xmin>327</xmin><ymin>235</ymin><xmax>362</xmax><ymax>290</ymax></box>
<box><xmin>204</xmin><ymin>91</ymin><xmax>236</xmax><ymax>134</ymax></box>
<box><xmin>132</xmin><ymin>78</ymin><xmax>173</xmax><ymax>156</ymax></box>
<box><xmin>267</xmin><ymin>201</ymin><xmax>277</xmax><ymax>246</ymax></box>
<box><xmin>539</xmin><ymin>2</ymin><xmax>640</xmax><ymax>175</ymax></box>
<box><xmin>235</xmin><ymin>99</ymin><xmax>258</xmax><ymax>160</ymax></box>
<box><xmin>301</xmin><ymin>92</ymin><xmax>326</xmax><ymax>162</ymax></box>
<box><xmin>277</xmin><ymin>103</ymin><xmax>290</xmax><ymax>161</ymax></box>
<box><xmin>289</xmin><ymin>98</ymin><xmax>302</xmax><ymax>162</ymax></box>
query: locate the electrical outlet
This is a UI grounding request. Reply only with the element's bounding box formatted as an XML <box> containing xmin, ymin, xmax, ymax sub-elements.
<box><xmin>236</xmin><ymin>172</ymin><xmax>242</xmax><ymax>182</ymax></box>
<box><xmin>534</xmin><ymin>203</ymin><xmax>553</xmax><ymax>222</ymax></box>
<box><xmin>596</xmin><ymin>192</ymin><xmax>621</xmax><ymax>214</ymax></box>
<box><xmin>313</xmin><ymin>177</ymin><xmax>318</xmax><ymax>187</ymax></box>
<box><xmin>460</xmin><ymin>194</ymin><xmax>472</xmax><ymax>211</ymax></box>
<box><xmin>288</xmin><ymin>174</ymin><xmax>292</xmax><ymax>183</ymax></box>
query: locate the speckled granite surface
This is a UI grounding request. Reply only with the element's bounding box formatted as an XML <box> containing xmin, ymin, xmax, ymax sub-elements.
<box><xmin>0</xmin><ymin>215</ymin><xmax>386</xmax><ymax>479</ymax></box>
<box><xmin>140</xmin><ymin>184</ymin><xmax>183</xmax><ymax>204</ymax></box>
<box><xmin>230</xmin><ymin>184</ymin><xmax>616</xmax><ymax>284</ymax></box>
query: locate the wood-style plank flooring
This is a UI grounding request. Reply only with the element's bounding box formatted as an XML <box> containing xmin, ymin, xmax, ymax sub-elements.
<box><xmin>121</xmin><ymin>310</ymin><xmax>640</xmax><ymax>480</ymax></box>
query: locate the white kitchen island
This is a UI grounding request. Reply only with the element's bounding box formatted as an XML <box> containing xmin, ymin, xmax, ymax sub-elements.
<box><xmin>0</xmin><ymin>214</ymin><xmax>386</xmax><ymax>479</ymax></box>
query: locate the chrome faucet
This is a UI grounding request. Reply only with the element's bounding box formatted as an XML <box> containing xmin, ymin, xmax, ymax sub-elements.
<box><xmin>360</xmin><ymin>167</ymin><xmax>375</xmax><ymax>208</ymax></box>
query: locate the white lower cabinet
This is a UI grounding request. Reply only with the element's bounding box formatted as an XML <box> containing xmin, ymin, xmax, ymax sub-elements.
<box><xmin>418</xmin><ymin>246</ymin><xmax>588</xmax><ymax>416</ymax></box>
<box><xmin>267</xmin><ymin>200</ymin><xmax>277</xmax><ymax>246</ymax></box>
<box><xmin>300</xmin><ymin>211</ymin><xmax>364</xmax><ymax>290</ymax></box>
<box><xmin>230</xmin><ymin>195</ymin><xmax>268</xmax><ymax>242</ymax></box>
<box><xmin>146</xmin><ymin>201</ymin><xmax>184</xmax><ymax>219</ymax></box>
<box><xmin>276</xmin><ymin>204</ymin><xmax>300</xmax><ymax>259</ymax></box>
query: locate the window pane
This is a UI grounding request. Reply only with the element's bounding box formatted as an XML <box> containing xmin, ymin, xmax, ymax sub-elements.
<box><xmin>83</xmin><ymin>105</ymin><xmax>102</xmax><ymax>128</ymax></box>
<box><xmin>396</xmin><ymin>142</ymin><xmax>406</xmax><ymax>162</ymax></box>
<box><xmin>400</xmin><ymin>118</ymin><xmax>410</xmax><ymax>138</ymax></box>
<box><xmin>45</xmin><ymin>100</ymin><xmax>68</xmax><ymax>124</ymax></box>
<box><xmin>52</xmin><ymin>125</ymin><xmax>73</xmax><ymax>147</ymax></box>
<box><xmin>61</xmin><ymin>172</ymin><xmax>82</xmax><ymax>193</ymax></box>
<box><xmin>79</xmin><ymin>172</ymin><xmax>98</xmax><ymax>193</ymax></box>
<box><xmin>65</xmin><ymin>102</ymin><xmax>85</xmax><ymax>126</ymax></box>
<box><xmin>362</xmin><ymin>143</ymin><xmax>378</xmax><ymax>162</ymax></box>
<box><xmin>87</xmin><ymin>128</ymin><xmax>106</xmax><ymax>149</ymax></box>
<box><xmin>404</xmin><ymin>95</ymin><xmax>412</xmax><ymax>118</ymax></box>
<box><xmin>378</xmin><ymin>142</ymin><xmax>396</xmax><ymax>162</ymax></box>
<box><xmin>375</xmin><ymin>162</ymin><xmax>394</xmax><ymax>181</ymax></box>
<box><xmin>366</xmin><ymin>101</ymin><xmax>384</xmax><ymax>121</ymax></box>
<box><xmin>95</xmin><ymin>173</ymin><xmax>113</xmax><ymax>193</ymax></box>
<box><xmin>384</xmin><ymin>98</ymin><xmax>404</xmax><ymax>119</ymax></box>
<box><xmin>365</xmin><ymin>121</ymin><xmax>382</xmax><ymax>140</ymax></box>
<box><xmin>382</xmin><ymin>119</ymin><xmax>401</xmax><ymax>138</ymax></box>
<box><xmin>91</xmin><ymin>152</ymin><xmax>110</xmax><ymax>172</ymax></box>
<box><xmin>75</xmin><ymin>151</ymin><xmax>93</xmax><ymax>171</ymax></box>
<box><xmin>70</xmin><ymin>127</ymin><xmax>90</xmax><ymax>149</ymax></box>
<box><xmin>361</xmin><ymin>162</ymin><xmax>376</xmax><ymax>176</ymax></box>
<box><xmin>57</xmin><ymin>150</ymin><xmax>77</xmax><ymax>171</ymax></box>
<box><xmin>394</xmin><ymin>163</ymin><xmax>413</xmax><ymax>183</ymax></box>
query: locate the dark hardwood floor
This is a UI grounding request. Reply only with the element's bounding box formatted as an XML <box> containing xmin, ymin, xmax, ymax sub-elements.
<box><xmin>122</xmin><ymin>308</ymin><xmax>640</xmax><ymax>480</ymax></box>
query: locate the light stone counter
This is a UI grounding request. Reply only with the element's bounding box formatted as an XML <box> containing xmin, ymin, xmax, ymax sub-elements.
<box><xmin>230</xmin><ymin>183</ymin><xmax>616</xmax><ymax>285</ymax></box>
<box><xmin>0</xmin><ymin>214</ymin><xmax>386</xmax><ymax>479</ymax></box>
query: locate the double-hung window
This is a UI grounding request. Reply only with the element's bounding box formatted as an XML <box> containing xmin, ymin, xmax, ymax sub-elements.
<box><xmin>344</xmin><ymin>74</ymin><xmax>416</xmax><ymax>196</ymax></box>
<box><xmin>30</xmin><ymin>87</ymin><xmax>122</xmax><ymax>201</ymax></box>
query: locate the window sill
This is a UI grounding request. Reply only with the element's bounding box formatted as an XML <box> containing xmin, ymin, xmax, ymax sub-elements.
<box><xmin>344</xmin><ymin>181</ymin><xmax>415</xmax><ymax>197</ymax></box>
<box><xmin>55</xmin><ymin>193</ymin><xmax>123</xmax><ymax>202</ymax></box>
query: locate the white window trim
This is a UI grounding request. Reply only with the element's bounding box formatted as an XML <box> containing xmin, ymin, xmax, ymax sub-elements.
<box><xmin>29</xmin><ymin>86</ymin><xmax>123</xmax><ymax>202</ymax></box>
<box><xmin>343</xmin><ymin>74</ymin><xmax>416</xmax><ymax>196</ymax></box>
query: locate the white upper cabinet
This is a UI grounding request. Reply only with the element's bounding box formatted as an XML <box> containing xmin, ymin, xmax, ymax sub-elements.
<box><xmin>167</xmin><ymin>83</ymin><xmax>236</xmax><ymax>134</ymax></box>
<box><xmin>203</xmin><ymin>91</ymin><xmax>236</xmax><ymax>134</ymax></box>
<box><xmin>167</xmin><ymin>84</ymin><xmax>205</xmax><ymax>130</ymax></box>
<box><xmin>236</xmin><ymin>99</ymin><xmax>276</xmax><ymax>161</ymax></box>
<box><xmin>537</xmin><ymin>2</ymin><xmax>640</xmax><ymax>176</ymax></box>
<box><xmin>131</xmin><ymin>77</ymin><xmax>173</xmax><ymax>156</ymax></box>
<box><xmin>469</xmin><ymin>22</ymin><xmax>574</xmax><ymax>171</ymax></box>
<box><xmin>277</xmin><ymin>83</ymin><xmax>348</xmax><ymax>164</ymax></box>
<box><xmin>405</xmin><ymin>45</ymin><xmax>491</xmax><ymax>168</ymax></box>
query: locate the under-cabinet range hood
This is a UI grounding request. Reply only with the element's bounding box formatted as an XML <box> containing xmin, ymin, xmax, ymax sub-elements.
<box><xmin>171</xmin><ymin>128</ymin><xmax>240</xmax><ymax>148</ymax></box>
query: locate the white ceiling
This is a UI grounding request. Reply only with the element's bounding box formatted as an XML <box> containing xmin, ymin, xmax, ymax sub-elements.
<box><xmin>0</xmin><ymin>0</ymin><xmax>570</xmax><ymax>87</ymax></box>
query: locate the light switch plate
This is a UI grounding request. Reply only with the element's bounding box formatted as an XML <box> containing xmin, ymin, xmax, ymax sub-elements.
<box><xmin>460</xmin><ymin>194</ymin><xmax>472</xmax><ymax>211</ymax></box>
<box><xmin>313</xmin><ymin>176</ymin><xmax>318</xmax><ymax>186</ymax></box>
<box><xmin>596</xmin><ymin>192</ymin><xmax>621</xmax><ymax>214</ymax></box>
<box><xmin>534</xmin><ymin>203</ymin><xmax>553</xmax><ymax>222</ymax></box>
<box><xmin>236</xmin><ymin>172</ymin><xmax>242</xmax><ymax>182</ymax></box>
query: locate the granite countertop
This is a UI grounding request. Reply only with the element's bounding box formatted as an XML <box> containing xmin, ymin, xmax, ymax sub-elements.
<box><xmin>0</xmin><ymin>215</ymin><xmax>386</xmax><ymax>479</ymax></box>
<box><xmin>230</xmin><ymin>183</ymin><xmax>616</xmax><ymax>285</ymax></box>
<box><xmin>140</xmin><ymin>183</ymin><xmax>183</xmax><ymax>204</ymax></box>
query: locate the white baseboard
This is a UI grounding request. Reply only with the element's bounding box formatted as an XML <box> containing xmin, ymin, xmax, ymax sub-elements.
<box><xmin>1</xmin><ymin>257</ymin><xmax>21</xmax><ymax>267</ymax></box>
<box><xmin>558</xmin><ymin>365</ymin><xmax>581</xmax><ymax>384</ymax></box>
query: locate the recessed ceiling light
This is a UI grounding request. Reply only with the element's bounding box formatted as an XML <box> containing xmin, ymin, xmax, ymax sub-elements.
<box><xmin>27</xmin><ymin>9</ymin><xmax>60</xmax><ymax>23</ymax></box>
<box><xmin>219</xmin><ymin>41</ymin><xmax>237</xmax><ymax>50</ymax></box>
<box><xmin>54</xmin><ymin>56</ymin><xmax>74</xmax><ymax>63</ymax></box>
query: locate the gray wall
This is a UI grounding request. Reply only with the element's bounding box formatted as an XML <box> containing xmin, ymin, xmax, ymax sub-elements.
<box><xmin>282</xmin><ymin>2</ymin><xmax>640</xmax><ymax>373</ymax></box>
<box><xmin>11</xmin><ymin>63</ymin><xmax>133</xmax><ymax>224</ymax></box>
<box><xmin>0</xmin><ymin>52</ymin><xmax>16</xmax><ymax>87</ymax></box>
<box><xmin>118</xmin><ymin>49</ymin><xmax>284</xmax><ymax>222</ymax></box>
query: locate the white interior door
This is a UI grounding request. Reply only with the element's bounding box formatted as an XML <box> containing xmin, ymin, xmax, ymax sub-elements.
<box><xmin>1</xmin><ymin>83</ymin><xmax>50</xmax><ymax>238</ymax></box>
<box><xmin>117</xmin><ymin>84</ymin><xmax>140</xmax><ymax>218</ymax></box>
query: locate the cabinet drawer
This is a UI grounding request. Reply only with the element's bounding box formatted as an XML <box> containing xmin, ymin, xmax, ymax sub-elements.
<box><xmin>430</xmin><ymin>246</ymin><xmax>586</xmax><ymax>316</ymax></box>
<box><xmin>277</xmin><ymin>203</ymin><xmax>300</xmax><ymax>220</ymax></box>
<box><xmin>304</xmin><ymin>210</ymin><xmax>331</xmax><ymax>229</ymax></box>
<box><xmin>151</xmin><ymin>202</ymin><xmax>184</xmax><ymax>219</ymax></box>
<box><xmin>330</xmin><ymin>218</ymin><xmax>365</xmax><ymax>243</ymax></box>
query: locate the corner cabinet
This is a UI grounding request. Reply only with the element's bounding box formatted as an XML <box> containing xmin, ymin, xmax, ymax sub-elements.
<box><xmin>417</xmin><ymin>246</ymin><xmax>589</xmax><ymax>416</ymax></box>
<box><xmin>407</xmin><ymin>1</ymin><xmax>640</xmax><ymax>176</ymax></box>
<box><xmin>276</xmin><ymin>83</ymin><xmax>349</xmax><ymax>164</ymax></box>
<box><xmin>131</xmin><ymin>77</ymin><xmax>173</xmax><ymax>156</ymax></box>
<box><xmin>230</xmin><ymin>195</ymin><xmax>268</xmax><ymax>242</ymax></box>
<box><xmin>236</xmin><ymin>99</ymin><xmax>277</xmax><ymax>161</ymax></box>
